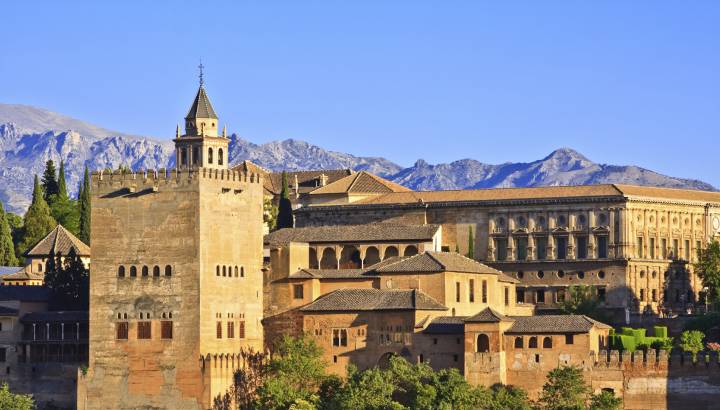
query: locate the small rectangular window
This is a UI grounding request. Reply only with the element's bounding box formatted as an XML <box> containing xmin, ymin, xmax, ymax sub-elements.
<box><xmin>649</xmin><ymin>238</ymin><xmax>656</xmax><ymax>259</ymax></box>
<box><xmin>333</xmin><ymin>329</ymin><xmax>348</xmax><ymax>347</ymax></box>
<box><xmin>293</xmin><ymin>284</ymin><xmax>304</xmax><ymax>299</ymax></box>
<box><xmin>598</xmin><ymin>287</ymin><xmax>606</xmax><ymax>302</ymax></box>
<box><xmin>637</xmin><ymin>237</ymin><xmax>644</xmax><ymax>258</ymax></box>
<box><xmin>685</xmin><ymin>240</ymin><xmax>690</xmax><ymax>261</ymax></box>
<box><xmin>137</xmin><ymin>322</ymin><xmax>151</xmax><ymax>340</ymax></box>
<box><xmin>596</xmin><ymin>236</ymin><xmax>608</xmax><ymax>258</ymax></box>
<box><xmin>673</xmin><ymin>239</ymin><xmax>679</xmax><ymax>259</ymax></box>
<box><xmin>661</xmin><ymin>239</ymin><xmax>667</xmax><ymax>259</ymax></box>
<box><xmin>227</xmin><ymin>321</ymin><xmax>235</xmax><ymax>338</ymax></box>
<box><xmin>516</xmin><ymin>289</ymin><xmax>525</xmax><ymax>304</ymax></box>
<box><xmin>216</xmin><ymin>321</ymin><xmax>223</xmax><ymax>339</ymax></box>
<box><xmin>469</xmin><ymin>279</ymin><xmax>475</xmax><ymax>303</ymax></box>
<box><xmin>565</xmin><ymin>334</ymin><xmax>574</xmax><ymax>345</ymax></box>
<box><xmin>482</xmin><ymin>280</ymin><xmax>488</xmax><ymax>303</ymax></box>
<box><xmin>640</xmin><ymin>289</ymin><xmax>645</xmax><ymax>302</ymax></box>
<box><xmin>238</xmin><ymin>321</ymin><xmax>246</xmax><ymax>339</ymax></box>
<box><xmin>0</xmin><ymin>348</ymin><xmax>6</xmax><ymax>362</ymax></box>
<box><xmin>161</xmin><ymin>321</ymin><xmax>173</xmax><ymax>339</ymax></box>
<box><xmin>536</xmin><ymin>289</ymin><xmax>545</xmax><ymax>304</ymax></box>
<box><xmin>496</xmin><ymin>238</ymin><xmax>508</xmax><ymax>261</ymax></box>
<box><xmin>651</xmin><ymin>289</ymin><xmax>657</xmax><ymax>302</ymax></box>
<box><xmin>536</xmin><ymin>237</ymin><xmax>548</xmax><ymax>260</ymax></box>
<box><xmin>576</xmin><ymin>236</ymin><xmax>587</xmax><ymax>259</ymax></box>
<box><xmin>516</xmin><ymin>237</ymin><xmax>528</xmax><ymax>260</ymax></box>
<box><xmin>556</xmin><ymin>237</ymin><xmax>567</xmax><ymax>259</ymax></box>
<box><xmin>116</xmin><ymin>322</ymin><xmax>129</xmax><ymax>340</ymax></box>
<box><xmin>504</xmin><ymin>287</ymin><xmax>510</xmax><ymax>306</ymax></box>
<box><xmin>455</xmin><ymin>282</ymin><xmax>461</xmax><ymax>302</ymax></box>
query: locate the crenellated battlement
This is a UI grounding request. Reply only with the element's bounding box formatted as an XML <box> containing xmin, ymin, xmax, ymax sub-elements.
<box><xmin>593</xmin><ymin>349</ymin><xmax>720</xmax><ymax>370</ymax></box>
<box><xmin>91</xmin><ymin>167</ymin><xmax>263</xmax><ymax>194</ymax></box>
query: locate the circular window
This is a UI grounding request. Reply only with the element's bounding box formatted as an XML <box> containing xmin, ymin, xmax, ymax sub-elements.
<box><xmin>537</xmin><ymin>271</ymin><xmax>545</xmax><ymax>279</ymax></box>
<box><xmin>598</xmin><ymin>270</ymin><xmax>606</xmax><ymax>279</ymax></box>
<box><xmin>639</xmin><ymin>271</ymin><xmax>645</xmax><ymax>278</ymax></box>
<box><xmin>517</xmin><ymin>271</ymin><xmax>524</xmax><ymax>279</ymax></box>
<box><xmin>557</xmin><ymin>270</ymin><xmax>565</xmax><ymax>278</ymax></box>
<box><xmin>577</xmin><ymin>271</ymin><xmax>585</xmax><ymax>279</ymax></box>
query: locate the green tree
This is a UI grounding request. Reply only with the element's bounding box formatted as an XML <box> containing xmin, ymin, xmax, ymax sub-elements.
<box><xmin>323</xmin><ymin>365</ymin><xmax>402</xmax><ymax>410</ymax></box>
<box><xmin>50</xmin><ymin>161</ymin><xmax>80</xmax><ymax>235</ymax></box>
<box><xmin>490</xmin><ymin>385</ymin><xmax>532</xmax><ymax>410</ymax></box>
<box><xmin>264</xmin><ymin>196</ymin><xmax>279</xmax><ymax>232</ymax></box>
<box><xmin>0</xmin><ymin>383</ymin><xmax>34</xmax><ymax>410</ymax></box>
<box><xmin>466</xmin><ymin>226</ymin><xmax>474</xmax><ymax>259</ymax></box>
<box><xmin>78</xmin><ymin>166</ymin><xmax>91</xmax><ymax>245</ymax></box>
<box><xmin>679</xmin><ymin>330</ymin><xmax>705</xmax><ymax>360</ymax></box>
<box><xmin>277</xmin><ymin>171</ymin><xmax>294</xmax><ymax>229</ymax></box>
<box><xmin>18</xmin><ymin>175</ymin><xmax>57</xmax><ymax>255</ymax></box>
<box><xmin>255</xmin><ymin>335</ymin><xmax>327</xmax><ymax>409</ymax></box>
<box><xmin>537</xmin><ymin>366</ymin><xmax>590</xmax><ymax>410</ymax></box>
<box><xmin>589</xmin><ymin>390</ymin><xmax>622</xmax><ymax>410</ymax></box>
<box><xmin>558</xmin><ymin>285</ymin><xmax>609</xmax><ymax>323</ymax></box>
<box><xmin>41</xmin><ymin>159</ymin><xmax>59</xmax><ymax>205</ymax></box>
<box><xmin>696</xmin><ymin>240</ymin><xmax>720</xmax><ymax>308</ymax></box>
<box><xmin>44</xmin><ymin>248</ymin><xmax>89</xmax><ymax>310</ymax></box>
<box><xmin>0</xmin><ymin>203</ymin><xmax>19</xmax><ymax>266</ymax></box>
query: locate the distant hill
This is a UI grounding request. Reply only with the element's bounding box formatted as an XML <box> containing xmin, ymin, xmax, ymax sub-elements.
<box><xmin>0</xmin><ymin>103</ymin><xmax>714</xmax><ymax>214</ymax></box>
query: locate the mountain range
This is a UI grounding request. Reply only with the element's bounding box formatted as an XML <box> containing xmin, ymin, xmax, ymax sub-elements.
<box><xmin>0</xmin><ymin>103</ymin><xmax>715</xmax><ymax>215</ymax></box>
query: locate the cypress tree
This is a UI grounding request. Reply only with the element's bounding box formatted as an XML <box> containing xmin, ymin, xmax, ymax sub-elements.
<box><xmin>50</xmin><ymin>161</ymin><xmax>80</xmax><ymax>235</ymax></box>
<box><xmin>277</xmin><ymin>171</ymin><xmax>294</xmax><ymax>229</ymax></box>
<box><xmin>78</xmin><ymin>166</ymin><xmax>91</xmax><ymax>245</ymax></box>
<box><xmin>0</xmin><ymin>203</ymin><xmax>19</xmax><ymax>266</ymax></box>
<box><xmin>41</xmin><ymin>160</ymin><xmax>59</xmax><ymax>205</ymax></box>
<box><xmin>467</xmin><ymin>226</ymin><xmax>475</xmax><ymax>260</ymax></box>
<box><xmin>19</xmin><ymin>175</ymin><xmax>57</xmax><ymax>255</ymax></box>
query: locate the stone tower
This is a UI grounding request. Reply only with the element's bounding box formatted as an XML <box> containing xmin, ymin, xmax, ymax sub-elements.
<box><xmin>79</xmin><ymin>82</ymin><xmax>264</xmax><ymax>409</ymax></box>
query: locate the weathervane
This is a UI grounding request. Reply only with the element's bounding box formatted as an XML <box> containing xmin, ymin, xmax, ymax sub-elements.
<box><xmin>198</xmin><ymin>59</ymin><xmax>205</xmax><ymax>87</ymax></box>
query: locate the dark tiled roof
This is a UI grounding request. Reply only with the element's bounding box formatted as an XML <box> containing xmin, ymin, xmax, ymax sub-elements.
<box><xmin>1</xmin><ymin>268</ymin><xmax>42</xmax><ymax>281</ymax></box>
<box><xmin>262</xmin><ymin>169</ymin><xmax>354</xmax><ymax>196</ymax></box>
<box><xmin>376</xmin><ymin>252</ymin><xmax>504</xmax><ymax>275</ymax></box>
<box><xmin>309</xmin><ymin>171</ymin><xmax>411</xmax><ymax>195</ymax></box>
<box><xmin>0</xmin><ymin>286</ymin><xmax>50</xmax><ymax>302</ymax></box>
<box><xmin>25</xmin><ymin>225</ymin><xmax>90</xmax><ymax>257</ymax></box>
<box><xmin>506</xmin><ymin>315</ymin><xmax>612</xmax><ymax>334</ymax></box>
<box><xmin>0</xmin><ymin>306</ymin><xmax>19</xmax><ymax>316</ymax></box>
<box><xmin>465</xmin><ymin>307</ymin><xmax>509</xmax><ymax>323</ymax></box>
<box><xmin>300</xmin><ymin>288</ymin><xmax>447</xmax><ymax>312</ymax></box>
<box><xmin>0</xmin><ymin>267</ymin><xmax>23</xmax><ymax>276</ymax></box>
<box><xmin>424</xmin><ymin>316</ymin><xmax>467</xmax><ymax>334</ymax></box>
<box><xmin>289</xmin><ymin>269</ymin><xmax>373</xmax><ymax>279</ymax></box>
<box><xmin>21</xmin><ymin>311</ymin><xmax>88</xmax><ymax>322</ymax></box>
<box><xmin>264</xmin><ymin>224</ymin><xmax>439</xmax><ymax>247</ymax></box>
<box><xmin>186</xmin><ymin>86</ymin><xmax>217</xmax><ymax>119</ymax></box>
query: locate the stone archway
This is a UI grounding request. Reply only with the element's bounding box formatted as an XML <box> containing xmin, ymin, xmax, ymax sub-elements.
<box><xmin>309</xmin><ymin>248</ymin><xmax>319</xmax><ymax>269</ymax></box>
<box><xmin>477</xmin><ymin>334</ymin><xmax>490</xmax><ymax>353</ymax></box>
<box><xmin>363</xmin><ymin>246</ymin><xmax>381</xmax><ymax>267</ymax></box>
<box><xmin>339</xmin><ymin>246</ymin><xmax>362</xmax><ymax>269</ymax></box>
<box><xmin>384</xmin><ymin>246</ymin><xmax>399</xmax><ymax>259</ymax></box>
<box><xmin>403</xmin><ymin>245</ymin><xmax>418</xmax><ymax>257</ymax></box>
<box><xmin>320</xmin><ymin>248</ymin><xmax>337</xmax><ymax>270</ymax></box>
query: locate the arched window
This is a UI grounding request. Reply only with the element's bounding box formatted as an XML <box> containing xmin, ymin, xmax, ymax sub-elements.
<box><xmin>543</xmin><ymin>337</ymin><xmax>553</xmax><ymax>348</ymax></box>
<box><xmin>153</xmin><ymin>266</ymin><xmax>160</xmax><ymax>277</ymax></box>
<box><xmin>222</xmin><ymin>266</ymin><xmax>227</xmax><ymax>277</ymax></box>
<box><xmin>514</xmin><ymin>337</ymin><xmax>523</xmax><ymax>349</ymax></box>
<box><xmin>142</xmin><ymin>266</ymin><xmax>148</xmax><ymax>277</ymax></box>
<box><xmin>240</xmin><ymin>267</ymin><xmax>245</xmax><ymax>277</ymax></box>
<box><xmin>181</xmin><ymin>148</ymin><xmax>187</xmax><ymax>166</ymax></box>
<box><xmin>130</xmin><ymin>266</ymin><xmax>137</xmax><ymax>277</ymax></box>
<box><xmin>529</xmin><ymin>337</ymin><xmax>538</xmax><ymax>348</ymax></box>
<box><xmin>320</xmin><ymin>248</ymin><xmax>338</xmax><ymax>269</ymax></box>
<box><xmin>208</xmin><ymin>148</ymin><xmax>214</xmax><ymax>164</ymax></box>
<box><xmin>384</xmin><ymin>246</ymin><xmax>399</xmax><ymax>259</ymax></box>
<box><xmin>477</xmin><ymin>334</ymin><xmax>490</xmax><ymax>353</ymax></box>
<box><xmin>216</xmin><ymin>266</ymin><xmax>220</xmax><ymax>276</ymax></box>
<box><xmin>118</xmin><ymin>266</ymin><xmax>125</xmax><ymax>277</ymax></box>
<box><xmin>218</xmin><ymin>148</ymin><xmax>224</xmax><ymax>165</ymax></box>
<box><xmin>364</xmin><ymin>247</ymin><xmax>381</xmax><ymax>267</ymax></box>
<box><xmin>339</xmin><ymin>246</ymin><xmax>362</xmax><ymax>269</ymax></box>
<box><xmin>309</xmin><ymin>248</ymin><xmax>319</xmax><ymax>269</ymax></box>
<box><xmin>164</xmin><ymin>265</ymin><xmax>172</xmax><ymax>276</ymax></box>
<box><xmin>234</xmin><ymin>266</ymin><xmax>238</xmax><ymax>277</ymax></box>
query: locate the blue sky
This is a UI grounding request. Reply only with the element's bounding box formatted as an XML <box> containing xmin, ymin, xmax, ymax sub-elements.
<box><xmin>2</xmin><ymin>1</ymin><xmax>719</xmax><ymax>186</ymax></box>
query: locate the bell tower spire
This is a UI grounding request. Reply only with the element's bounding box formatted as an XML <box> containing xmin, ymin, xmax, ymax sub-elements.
<box><xmin>174</xmin><ymin>64</ymin><xmax>228</xmax><ymax>170</ymax></box>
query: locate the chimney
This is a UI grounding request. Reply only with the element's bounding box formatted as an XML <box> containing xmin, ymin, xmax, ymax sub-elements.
<box><xmin>320</xmin><ymin>173</ymin><xmax>328</xmax><ymax>187</ymax></box>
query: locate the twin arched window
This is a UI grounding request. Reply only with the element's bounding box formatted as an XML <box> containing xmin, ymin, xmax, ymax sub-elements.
<box><xmin>218</xmin><ymin>148</ymin><xmax>224</xmax><ymax>165</ymax></box>
<box><xmin>118</xmin><ymin>265</ymin><xmax>171</xmax><ymax>278</ymax></box>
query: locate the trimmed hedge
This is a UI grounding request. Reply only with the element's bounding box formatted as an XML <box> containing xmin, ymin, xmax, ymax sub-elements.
<box><xmin>609</xmin><ymin>326</ymin><xmax>671</xmax><ymax>352</ymax></box>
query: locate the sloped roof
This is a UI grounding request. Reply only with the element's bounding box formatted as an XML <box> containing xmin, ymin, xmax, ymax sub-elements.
<box><xmin>614</xmin><ymin>184</ymin><xmax>720</xmax><ymax>203</ymax></box>
<box><xmin>186</xmin><ymin>86</ymin><xmax>217</xmax><ymax>119</ymax></box>
<box><xmin>376</xmin><ymin>252</ymin><xmax>503</xmax><ymax>275</ymax></box>
<box><xmin>25</xmin><ymin>225</ymin><xmax>90</xmax><ymax>257</ymax></box>
<box><xmin>21</xmin><ymin>311</ymin><xmax>88</xmax><ymax>322</ymax></box>
<box><xmin>423</xmin><ymin>316</ymin><xmax>467</xmax><ymax>334</ymax></box>
<box><xmin>0</xmin><ymin>286</ymin><xmax>50</xmax><ymax>302</ymax></box>
<box><xmin>263</xmin><ymin>169</ymin><xmax>355</xmax><ymax>196</ymax></box>
<box><xmin>1</xmin><ymin>268</ymin><xmax>42</xmax><ymax>282</ymax></box>
<box><xmin>465</xmin><ymin>307</ymin><xmax>509</xmax><ymax>323</ymax></box>
<box><xmin>0</xmin><ymin>267</ymin><xmax>23</xmax><ymax>276</ymax></box>
<box><xmin>506</xmin><ymin>315</ymin><xmax>612</xmax><ymax>334</ymax></box>
<box><xmin>300</xmin><ymin>288</ymin><xmax>447</xmax><ymax>312</ymax></box>
<box><xmin>289</xmin><ymin>269</ymin><xmax>372</xmax><ymax>279</ymax></box>
<box><xmin>264</xmin><ymin>224</ymin><xmax>439</xmax><ymax>247</ymax></box>
<box><xmin>0</xmin><ymin>306</ymin><xmax>19</xmax><ymax>316</ymax></box>
<box><xmin>309</xmin><ymin>171</ymin><xmax>411</xmax><ymax>195</ymax></box>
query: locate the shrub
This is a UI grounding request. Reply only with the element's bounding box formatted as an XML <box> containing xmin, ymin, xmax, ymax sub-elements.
<box><xmin>653</xmin><ymin>326</ymin><xmax>668</xmax><ymax>339</ymax></box>
<box><xmin>680</xmin><ymin>330</ymin><xmax>705</xmax><ymax>360</ymax></box>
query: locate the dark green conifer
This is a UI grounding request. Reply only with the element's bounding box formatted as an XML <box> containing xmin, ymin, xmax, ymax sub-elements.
<box><xmin>277</xmin><ymin>171</ymin><xmax>294</xmax><ymax>229</ymax></box>
<box><xmin>0</xmin><ymin>203</ymin><xmax>19</xmax><ymax>266</ymax></box>
<box><xmin>50</xmin><ymin>161</ymin><xmax>80</xmax><ymax>235</ymax></box>
<box><xmin>18</xmin><ymin>175</ymin><xmax>57</xmax><ymax>255</ymax></box>
<box><xmin>78</xmin><ymin>166</ymin><xmax>91</xmax><ymax>245</ymax></box>
<box><xmin>42</xmin><ymin>160</ymin><xmax>59</xmax><ymax>205</ymax></box>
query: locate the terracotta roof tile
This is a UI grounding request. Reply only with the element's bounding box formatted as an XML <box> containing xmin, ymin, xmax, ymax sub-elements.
<box><xmin>506</xmin><ymin>315</ymin><xmax>612</xmax><ymax>333</ymax></box>
<box><xmin>185</xmin><ymin>86</ymin><xmax>217</xmax><ymax>119</ymax></box>
<box><xmin>25</xmin><ymin>225</ymin><xmax>90</xmax><ymax>257</ymax></box>
<box><xmin>465</xmin><ymin>307</ymin><xmax>509</xmax><ymax>323</ymax></box>
<box><xmin>289</xmin><ymin>269</ymin><xmax>372</xmax><ymax>279</ymax></box>
<box><xmin>300</xmin><ymin>288</ymin><xmax>447</xmax><ymax>312</ymax></box>
<box><xmin>423</xmin><ymin>316</ymin><xmax>467</xmax><ymax>334</ymax></box>
<box><xmin>264</xmin><ymin>224</ymin><xmax>439</xmax><ymax>247</ymax></box>
<box><xmin>260</xmin><ymin>169</ymin><xmax>354</xmax><ymax>196</ymax></box>
<box><xmin>1</xmin><ymin>267</ymin><xmax>42</xmax><ymax>282</ymax></box>
<box><xmin>614</xmin><ymin>184</ymin><xmax>720</xmax><ymax>202</ymax></box>
<box><xmin>309</xmin><ymin>171</ymin><xmax>411</xmax><ymax>195</ymax></box>
<box><xmin>376</xmin><ymin>252</ymin><xmax>503</xmax><ymax>275</ymax></box>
